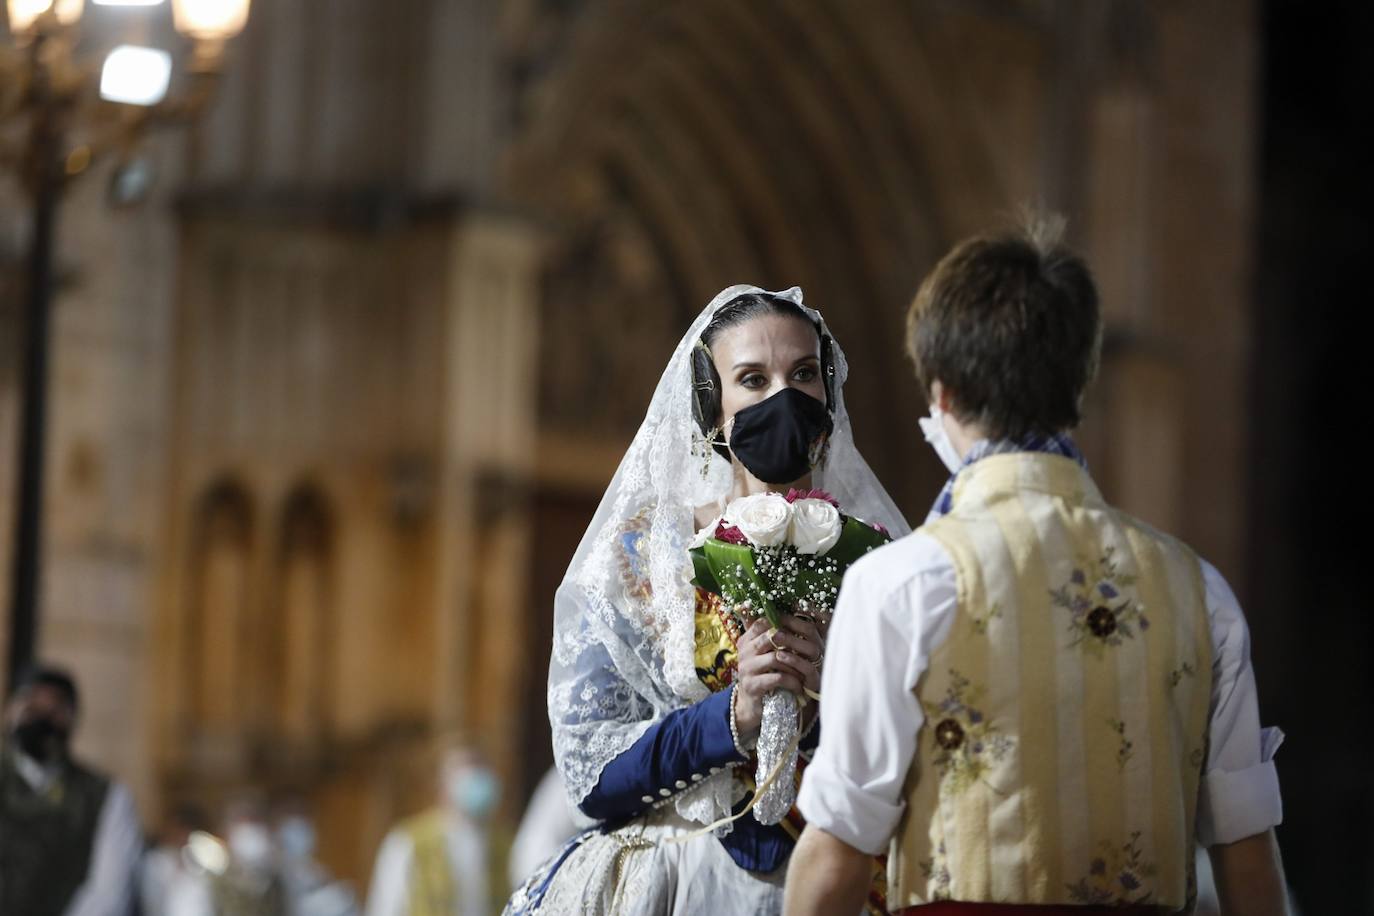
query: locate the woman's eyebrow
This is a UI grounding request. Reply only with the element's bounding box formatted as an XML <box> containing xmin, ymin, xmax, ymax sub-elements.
<box><xmin>730</xmin><ymin>353</ymin><xmax>820</xmax><ymax>370</ymax></box>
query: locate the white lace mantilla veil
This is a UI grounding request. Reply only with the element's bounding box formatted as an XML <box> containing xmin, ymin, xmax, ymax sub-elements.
<box><xmin>548</xmin><ymin>284</ymin><xmax>911</xmax><ymax>833</ymax></box>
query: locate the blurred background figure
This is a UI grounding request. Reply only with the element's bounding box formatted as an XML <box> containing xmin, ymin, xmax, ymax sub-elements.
<box><xmin>140</xmin><ymin>801</ymin><xmax>212</xmax><ymax>916</ymax></box>
<box><xmin>0</xmin><ymin>664</ymin><xmax>141</xmax><ymax>916</ymax></box>
<box><xmin>506</xmin><ymin>765</ymin><xmax>591</xmax><ymax>889</ymax></box>
<box><xmin>274</xmin><ymin>795</ymin><xmax>362</xmax><ymax>916</ymax></box>
<box><xmin>365</xmin><ymin>741</ymin><xmax>508</xmax><ymax>916</ymax></box>
<box><xmin>204</xmin><ymin>793</ymin><xmax>290</xmax><ymax>916</ymax></box>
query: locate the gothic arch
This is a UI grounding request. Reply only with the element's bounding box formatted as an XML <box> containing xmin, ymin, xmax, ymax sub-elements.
<box><xmin>263</xmin><ymin>482</ymin><xmax>337</xmax><ymax>746</ymax></box>
<box><xmin>507</xmin><ymin>0</ymin><xmax>1071</xmax><ymax>512</ymax></box>
<box><xmin>185</xmin><ymin>479</ymin><xmax>255</xmax><ymax>735</ymax></box>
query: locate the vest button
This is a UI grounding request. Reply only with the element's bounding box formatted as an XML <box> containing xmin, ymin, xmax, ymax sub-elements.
<box><xmin>934</xmin><ymin>717</ymin><xmax>965</xmax><ymax>750</ymax></box>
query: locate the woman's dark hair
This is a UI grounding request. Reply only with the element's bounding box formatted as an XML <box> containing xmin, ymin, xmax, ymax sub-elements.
<box><xmin>691</xmin><ymin>293</ymin><xmax>835</xmax><ymax>441</ymax></box>
<box><xmin>906</xmin><ymin>218</ymin><xmax>1101</xmax><ymax>441</ymax></box>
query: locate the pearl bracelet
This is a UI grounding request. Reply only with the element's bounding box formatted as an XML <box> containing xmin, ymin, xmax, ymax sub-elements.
<box><xmin>729</xmin><ymin>683</ymin><xmax>755</xmax><ymax>756</ymax></box>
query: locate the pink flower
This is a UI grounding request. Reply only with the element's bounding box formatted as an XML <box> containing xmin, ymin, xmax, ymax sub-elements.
<box><xmin>871</xmin><ymin>521</ymin><xmax>889</xmax><ymax>536</ymax></box>
<box><xmin>714</xmin><ymin>521</ymin><xmax>748</xmax><ymax>545</ymax></box>
<box><xmin>784</xmin><ymin>488</ymin><xmax>839</xmax><ymax>508</ymax></box>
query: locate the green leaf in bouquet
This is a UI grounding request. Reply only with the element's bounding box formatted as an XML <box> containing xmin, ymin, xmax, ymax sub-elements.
<box><xmin>689</xmin><ymin>546</ymin><xmax>722</xmax><ymax>595</ymax></box>
<box><xmin>823</xmin><ymin>516</ymin><xmax>893</xmax><ymax>569</ymax></box>
<box><xmin>700</xmin><ymin>539</ymin><xmax>781</xmax><ymax>628</ymax></box>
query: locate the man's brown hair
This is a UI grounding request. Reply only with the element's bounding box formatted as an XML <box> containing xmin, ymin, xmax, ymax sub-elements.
<box><xmin>906</xmin><ymin>216</ymin><xmax>1101</xmax><ymax>441</ymax></box>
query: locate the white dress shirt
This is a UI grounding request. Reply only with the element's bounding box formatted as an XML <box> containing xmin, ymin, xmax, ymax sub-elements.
<box><xmin>797</xmin><ymin>531</ymin><xmax>1284</xmax><ymax>856</ymax></box>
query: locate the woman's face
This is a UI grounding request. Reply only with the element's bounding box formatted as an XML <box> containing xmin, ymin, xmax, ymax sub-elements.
<box><xmin>710</xmin><ymin>313</ymin><xmax>825</xmax><ymax>441</ymax></box>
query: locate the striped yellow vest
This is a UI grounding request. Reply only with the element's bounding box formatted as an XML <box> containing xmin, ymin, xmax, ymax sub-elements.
<box><xmin>889</xmin><ymin>453</ymin><xmax>1213</xmax><ymax>909</ymax></box>
<box><xmin>403</xmin><ymin>807</ymin><xmax>510</xmax><ymax>916</ymax></box>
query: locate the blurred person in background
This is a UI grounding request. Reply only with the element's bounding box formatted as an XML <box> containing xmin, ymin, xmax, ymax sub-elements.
<box><xmin>140</xmin><ymin>801</ymin><xmax>212</xmax><ymax>916</ymax></box>
<box><xmin>365</xmin><ymin>740</ymin><xmax>509</xmax><ymax>916</ymax></box>
<box><xmin>274</xmin><ymin>795</ymin><xmax>361</xmax><ymax>916</ymax></box>
<box><xmin>0</xmin><ymin>664</ymin><xmax>142</xmax><ymax>916</ymax></box>
<box><xmin>506</xmin><ymin>766</ymin><xmax>592</xmax><ymax>889</ymax></box>
<box><xmin>173</xmin><ymin>793</ymin><xmax>291</xmax><ymax>916</ymax></box>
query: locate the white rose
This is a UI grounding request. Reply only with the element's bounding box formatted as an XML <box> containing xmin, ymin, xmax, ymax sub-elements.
<box><xmin>789</xmin><ymin>498</ymin><xmax>842</xmax><ymax>555</ymax></box>
<box><xmin>724</xmin><ymin>493</ymin><xmax>793</xmax><ymax>547</ymax></box>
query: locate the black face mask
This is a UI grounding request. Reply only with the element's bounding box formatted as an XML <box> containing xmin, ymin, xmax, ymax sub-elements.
<box><xmin>12</xmin><ymin>717</ymin><xmax>68</xmax><ymax>763</ymax></box>
<box><xmin>727</xmin><ymin>387</ymin><xmax>833</xmax><ymax>484</ymax></box>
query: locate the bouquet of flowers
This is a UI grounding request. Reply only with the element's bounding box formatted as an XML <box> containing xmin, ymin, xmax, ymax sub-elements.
<box><xmin>690</xmin><ymin>488</ymin><xmax>890</xmax><ymax>824</ymax></box>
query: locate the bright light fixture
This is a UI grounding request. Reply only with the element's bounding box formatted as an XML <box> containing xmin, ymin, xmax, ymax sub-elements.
<box><xmin>6</xmin><ymin>0</ymin><xmax>83</xmax><ymax>28</ymax></box>
<box><xmin>53</xmin><ymin>0</ymin><xmax>82</xmax><ymax>23</ymax></box>
<box><xmin>92</xmin><ymin>0</ymin><xmax>164</xmax><ymax>6</ymax></box>
<box><xmin>99</xmin><ymin>45</ymin><xmax>173</xmax><ymax>106</ymax></box>
<box><xmin>7</xmin><ymin>0</ymin><xmax>52</xmax><ymax>31</ymax></box>
<box><xmin>171</xmin><ymin>0</ymin><xmax>249</xmax><ymax>41</ymax></box>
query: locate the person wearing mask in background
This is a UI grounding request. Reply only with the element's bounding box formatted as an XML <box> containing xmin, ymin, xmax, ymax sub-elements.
<box><xmin>0</xmin><ymin>664</ymin><xmax>143</xmax><ymax>916</ymax></box>
<box><xmin>208</xmin><ymin>794</ymin><xmax>290</xmax><ymax>916</ymax></box>
<box><xmin>365</xmin><ymin>741</ymin><xmax>509</xmax><ymax>916</ymax></box>
<box><xmin>140</xmin><ymin>802</ymin><xmax>212</xmax><ymax>916</ymax></box>
<box><xmin>274</xmin><ymin>796</ymin><xmax>361</xmax><ymax>916</ymax></box>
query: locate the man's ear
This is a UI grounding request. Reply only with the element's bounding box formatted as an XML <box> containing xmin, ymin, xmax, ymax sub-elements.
<box><xmin>930</xmin><ymin>379</ymin><xmax>953</xmax><ymax>412</ymax></box>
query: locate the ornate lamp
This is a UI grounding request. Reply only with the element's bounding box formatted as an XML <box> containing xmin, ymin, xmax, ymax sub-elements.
<box><xmin>1</xmin><ymin>0</ymin><xmax>251</xmax><ymax>687</ymax></box>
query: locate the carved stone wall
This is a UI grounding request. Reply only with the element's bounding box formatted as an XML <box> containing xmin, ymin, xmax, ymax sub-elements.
<box><xmin>510</xmin><ymin>0</ymin><xmax>1256</xmax><ymax>584</ymax></box>
<box><xmin>149</xmin><ymin>201</ymin><xmax>538</xmax><ymax>882</ymax></box>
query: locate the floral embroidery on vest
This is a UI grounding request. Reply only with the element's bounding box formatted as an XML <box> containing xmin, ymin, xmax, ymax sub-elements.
<box><xmin>918</xmin><ymin>841</ymin><xmax>952</xmax><ymax>901</ymax></box>
<box><xmin>1168</xmin><ymin>661</ymin><xmax>1196</xmax><ymax>688</ymax></box>
<box><xmin>1065</xmin><ymin>831</ymin><xmax>1159</xmax><ymax>906</ymax></box>
<box><xmin>967</xmin><ymin>601</ymin><xmax>1002</xmax><ymax>635</ymax></box>
<box><xmin>923</xmin><ymin>670</ymin><xmax>1014</xmax><ymax>794</ymax></box>
<box><xmin>1050</xmin><ymin>546</ymin><xmax>1150</xmax><ymax>654</ymax></box>
<box><xmin>1107</xmin><ymin>718</ymin><xmax>1134</xmax><ymax>770</ymax></box>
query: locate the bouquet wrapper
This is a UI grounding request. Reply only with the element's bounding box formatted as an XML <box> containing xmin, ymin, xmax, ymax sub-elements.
<box><xmin>752</xmin><ymin>689</ymin><xmax>799</xmax><ymax>824</ymax></box>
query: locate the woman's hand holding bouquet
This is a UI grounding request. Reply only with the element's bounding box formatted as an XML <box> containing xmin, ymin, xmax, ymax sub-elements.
<box><xmin>690</xmin><ymin>488</ymin><xmax>889</xmax><ymax>824</ymax></box>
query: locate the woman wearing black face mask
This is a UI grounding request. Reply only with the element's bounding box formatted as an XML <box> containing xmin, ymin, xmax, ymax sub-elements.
<box><xmin>505</xmin><ymin>288</ymin><xmax>909</xmax><ymax>915</ymax></box>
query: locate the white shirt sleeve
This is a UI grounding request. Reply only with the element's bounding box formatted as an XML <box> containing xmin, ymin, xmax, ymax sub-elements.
<box><xmin>1195</xmin><ymin>560</ymin><xmax>1284</xmax><ymax>846</ymax></box>
<box><xmin>364</xmin><ymin>829</ymin><xmax>413</xmax><ymax>916</ymax></box>
<box><xmin>64</xmin><ymin>780</ymin><xmax>143</xmax><ymax>916</ymax></box>
<box><xmin>796</xmin><ymin>533</ymin><xmax>959</xmax><ymax>855</ymax></box>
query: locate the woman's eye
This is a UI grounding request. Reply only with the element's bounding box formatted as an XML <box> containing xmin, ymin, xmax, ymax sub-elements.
<box><xmin>793</xmin><ymin>366</ymin><xmax>818</xmax><ymax>382</ymax></box>
<box><xmin>740</xmin><ymin>374</ymin><xmax>767</xmax><ymax>389</ymax></box>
